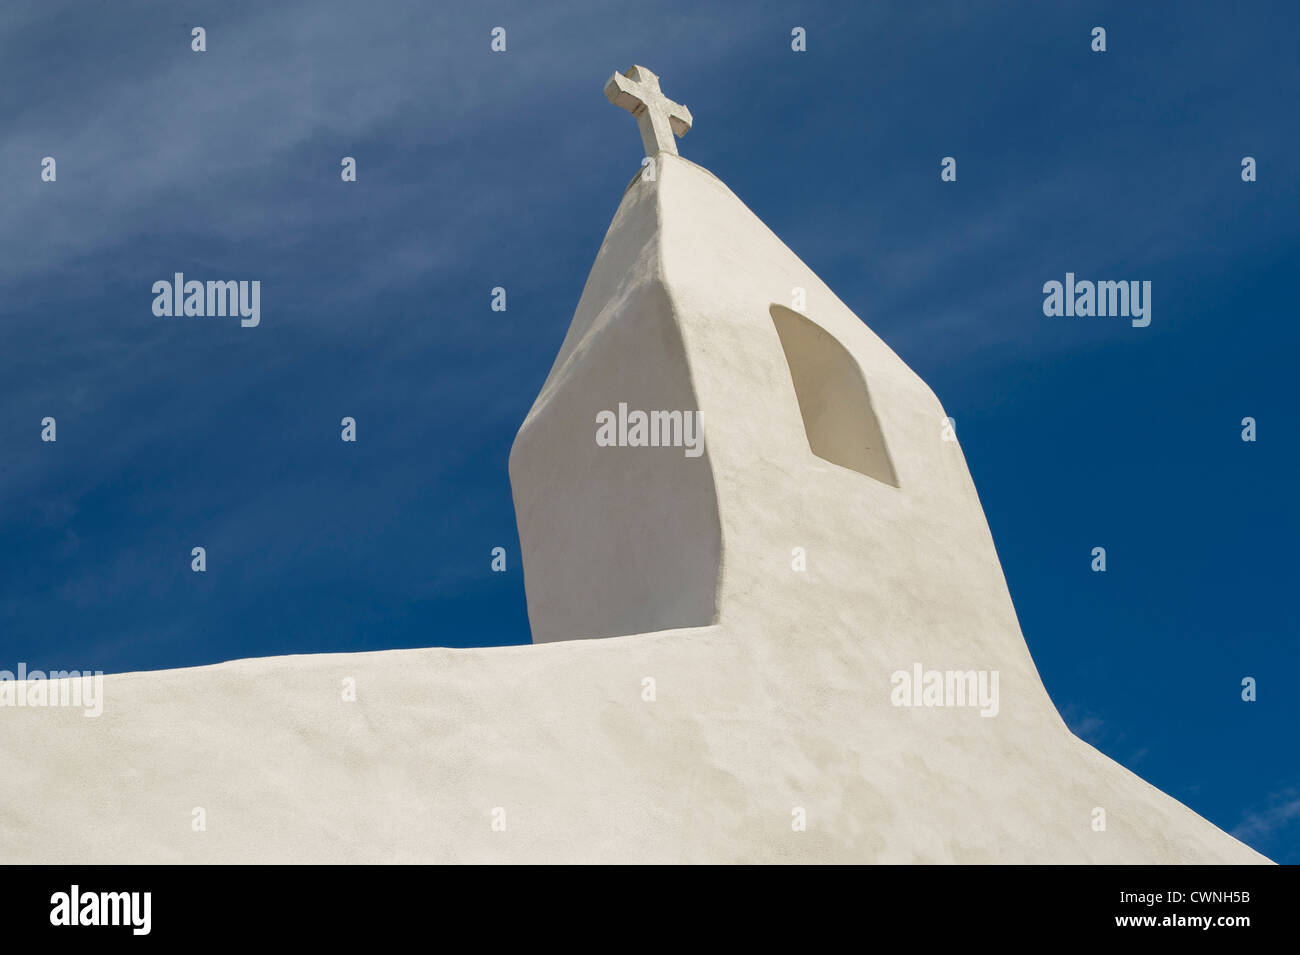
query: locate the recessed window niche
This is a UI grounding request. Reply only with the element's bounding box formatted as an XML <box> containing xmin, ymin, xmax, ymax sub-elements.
<box><xmin>770</xmin><ymin>304</ymin><xmax>899</xmax><ymax>487</ymax></box>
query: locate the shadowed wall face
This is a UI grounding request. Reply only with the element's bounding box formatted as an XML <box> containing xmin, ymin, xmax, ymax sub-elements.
<box><xmin>510</xmin><ymin>179</ymin><xmax>721</xmax><ymax>645</ymax></box>
<box><xmin>770</xmin><ymin>305</ymin><xmax>899</xmax><ymax>487</ymax></box>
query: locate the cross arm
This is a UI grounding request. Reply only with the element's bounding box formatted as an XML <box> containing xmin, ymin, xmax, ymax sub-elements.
<box><xmin>604</xmin><ymin>72</ymin><xmax>644</xmax><ymax>113</ymax></box>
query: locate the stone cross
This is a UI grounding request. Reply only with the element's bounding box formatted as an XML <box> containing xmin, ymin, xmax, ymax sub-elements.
<box><xmin>604</xmin><ymin>65</ymin><xmax>693</xmax><ymax>157</ymax></box>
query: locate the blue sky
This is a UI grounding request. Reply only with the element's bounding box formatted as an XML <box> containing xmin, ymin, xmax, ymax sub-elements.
<box><xmin>1</xmin><ymin>0</ymin><xmax>1296</xmax><ymax>861</ymax></box>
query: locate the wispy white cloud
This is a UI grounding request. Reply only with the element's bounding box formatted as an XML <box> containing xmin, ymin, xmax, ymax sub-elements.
<box><xmin>1232</xmin><ymin>787</ymin><xmax>1300</xmax><ymax>843</ymax></box>
<box><xmin>1061</xmin><ymin>702</ymin><xmax>1107</xmax><ymax>745</ymax></box>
